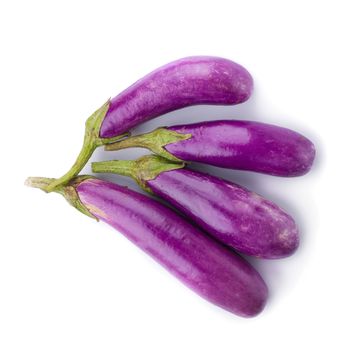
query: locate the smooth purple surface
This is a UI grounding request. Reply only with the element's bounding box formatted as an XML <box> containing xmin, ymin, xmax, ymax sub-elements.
<box><xmin>100</xmin><ymin>57</ymin><xmax>253</xmax><ymax>138</ymax></box>
<box><xmin>166</xmin><ymin>120</ymin><xmax>315</xmax><ymax>176</ymax></box>
<box><xmin>147</xmin><ymin>168</ymin><xmax>299</xmax><ymax>258</ymax></box>
<box><xmin>77</xmin><ymin>178</ymin><xmax>267</xmax><ymax>317</ymax></box>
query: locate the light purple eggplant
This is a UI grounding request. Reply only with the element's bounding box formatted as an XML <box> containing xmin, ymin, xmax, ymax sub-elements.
<box><xmin>106</xmin><ymin>120</ymin><xmax>316</xmax><ymax>177</ymax></box>
<box><xmin>26</xmin><ymin>176</ymin><xmax>268</xmax><ymax>317</ymax></box>
<box><xmin>92</xmin><ymin>155</ymin><xmax>299</xmax><ymax>259</ymax></box>
<box><xmin>46</xmin><ymin>57</ymin><xmax>252</xmax><ymax>191</ymax></box>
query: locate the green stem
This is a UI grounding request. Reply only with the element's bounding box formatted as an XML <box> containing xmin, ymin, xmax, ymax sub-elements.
<box><xmin>45</xmin><ymin>133</ymin><xmax>97</xmax><ymax>192</ymax></box>
<box><xmin>92</xmin><ymin>155</ymin><xmax>185</xmax><ymax>193</ymax></box>
<box><xmin>104</xmin><ymin>127</ymin><xmax>192</xmax><ymax>162</ymax></box>
<box><xmin>92</xmin><ymin>160</ymin><xmax>136</xmax><ymax>178</ymax></box>
<box><xmin>25</xmin><ymin>177</ymin><xmax>55</xmax><ymax>191</ymax></box>
<box><xmin>25</xmin><ymin>176</ymin><xmax>97</xmax><ymax>219</ymax></box>
<box><xmin>45</xmin><ymin>100</ymin><xmax>129</xmax><ymax>193</ymax></box>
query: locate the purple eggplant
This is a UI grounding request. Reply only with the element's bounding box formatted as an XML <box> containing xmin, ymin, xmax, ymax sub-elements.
<box><xmin>46</xmin><ymin>57</ymin><xmax>252</xmax><ymax>192</ymax></box>
<box><xmin>106</xmin><ymin>120</ymin><xmax>316</xmax><ymax>177</ymax></box>
<box><xmin>26</xmin><ymin>176</ymin><xmax>268</xmax><ymax>317</ymax></box>
<box><xmin>100</xmin><ymin>56</ymin><xmax>252</xmax><ymax>138</ymax></box>
<box><xmin>92</xmin><ymin>155</ymin><xmax>299</xmax><ymax>259</ymax></box>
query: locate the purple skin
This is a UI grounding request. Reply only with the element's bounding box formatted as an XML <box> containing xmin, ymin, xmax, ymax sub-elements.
<box><xmin>100</xmin><ymin>57</ymin><xmax>253</xmax><ymax>138</ymax></box>
<box><xmin>44</xmin><ymin>56</ymin><xmax>253</xmax><ymax>193</ymax></box>
<box><xmin>166</xmin><ymin>120</ymin><xmax>316</xmax><ymax>176</ymax></box>
<box><xmin>147</xmin><ymin>167</ymin><xmax>299</xmax><ymax>259</ymax></box>
<box><xmin>91</xmin><ymin>155</ymin><xmax>299</xmax><ymax>258</ymax></box>
<box><xmin>76</xmin><ymin>178</ymin><xmax>268</xmax><ymax>317</ymax></box>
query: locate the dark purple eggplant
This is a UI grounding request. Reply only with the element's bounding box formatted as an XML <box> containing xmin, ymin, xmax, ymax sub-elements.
<box><xmin>92</xmin><ymin>155</ymin><xmax>299</xmax><ymax>259</ymax></box>
<box><xmin>26</xmin><ymin>176</ymin><xmax>268</xmax><ymax>317</ymax></box>
<box><xmin>106</xmin><ymin>120</ymin><xmax>315</xmax><ymax>177</ymax></box>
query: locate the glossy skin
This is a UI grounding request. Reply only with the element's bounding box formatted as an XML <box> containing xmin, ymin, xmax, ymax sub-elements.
<box><xmin>100</xmin><ymin>57</ymin><xmax>253</xmax><ymax>138</ymax></box>
<box><xmin>166</xmin><ymin>120</ymin><xmax>316</xmax><ymax>176</ymax></box>
<box><xmin>147</xmin><ymin>168</ymin><xmax>299</xmax><ymax>258</ymax></box>
<box><xmin>76</xmin><ymin>178</ymin><xmax>268</xmax><ymax>317</ymax></box>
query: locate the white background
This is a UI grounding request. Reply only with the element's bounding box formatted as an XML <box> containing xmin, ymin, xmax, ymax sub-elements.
<box><xmin>1</xmin><ymin>1</ymin><xmax>349</xmax><ymax>349</ymax></box>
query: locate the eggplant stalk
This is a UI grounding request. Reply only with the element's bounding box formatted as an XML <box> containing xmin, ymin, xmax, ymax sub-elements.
<box><xmin>92</xmin><ymin>156</ymin><xmax>184</xmax><ymax>193</ymax></box>
<box><xmin>105</xmin><ymin>127</ymin><xmax>190</xmax><ymax>162</ymax></box>
<box><xmin>25</xmin><ymin>176</ymin><xmax>97</xmax><ymax>219</ymax></box>
<box><xmin>45</xmin><ymin>101</ymin><xmax>129</xmax><ymax>192</ymax></box>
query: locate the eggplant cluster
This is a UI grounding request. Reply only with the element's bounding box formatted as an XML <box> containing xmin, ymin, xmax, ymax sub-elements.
<box><xmin>27</xmin><ymin>56</ymin><xmax>315</xmax><ymax>317</ymax></box>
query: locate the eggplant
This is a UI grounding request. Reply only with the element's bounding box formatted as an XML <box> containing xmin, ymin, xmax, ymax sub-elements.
<box><xmin>46</xmin><ymin>57</ymin><xmax>252</xmax><ymax>191</ymax></box>
<box><xmin>106</xmin><ymin>120</ymin><xmax>316</xmax><ymax>177</ymax></box>
<box><xmin>92</xmin><ymin>155</ymin><xmax>299</xmax><ymax>259</ymax></box>
<box><xmin>26</xmin><ymin>176</ymin><xmax>268</xmax><ymax>317</ymax></box>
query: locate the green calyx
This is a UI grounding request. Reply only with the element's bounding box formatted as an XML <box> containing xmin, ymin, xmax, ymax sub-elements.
<box><xmin>45</xmin><ymin>100</ymin><xmax>129</xmax><ymax>193</ymax></box>
<box><xmin>25</xmin><ymin>176</ymin><xmax>98</xmax><ymax>220</ymax></box>
<box><xmin>104</xmin><ymin>127</ymin><xmax>192</xmax><ymax>162</ymax></box>
<box><xmin>91</xmin><ymin>155</ymin><xmax>185</xmax><ymax>193</ymax></box>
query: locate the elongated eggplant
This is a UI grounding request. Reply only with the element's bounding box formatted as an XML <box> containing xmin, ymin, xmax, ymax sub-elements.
<box><xmin>92</xmin><ymin>155</ymin><xmax>299</xmax><ymax>259</ymax></box>
<box><xmin>46</xmin><ymin>57</ymin><xmax>252</xmax><ymax>191</ymax></box>
<box><xmin>106</xmin><ymin>120</ymin><xmax>315</xmax><ymax>177</ymax></box>
<box><xmin>26</xmin><ymin>176</ymin><xmax>267</xmax><ymax>317</ymax></box>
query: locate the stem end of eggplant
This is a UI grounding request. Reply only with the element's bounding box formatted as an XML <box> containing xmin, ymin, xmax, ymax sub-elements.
<box><xmin>105</xmin><ymin>127</ymin><xmax>191</xmax><ymax>162</ymax></box>
<box><xmin>26</xmin><ymin>176</ymin><xmax>98</xmax><ymax>220</ymax></box>
<box><xmin>25</xmin><ymin>177</ymin><xmax>55</xmax><ymax>192</ymax></box>
<box><xmin>92</xmin><ymin>155</ymin><xmax>185</xmax><ymax>193</ymax></box>
<box><xmin>45</xmin><ymin>100</ymin><xmax>129</xmax><ymax>193</ymax></box>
